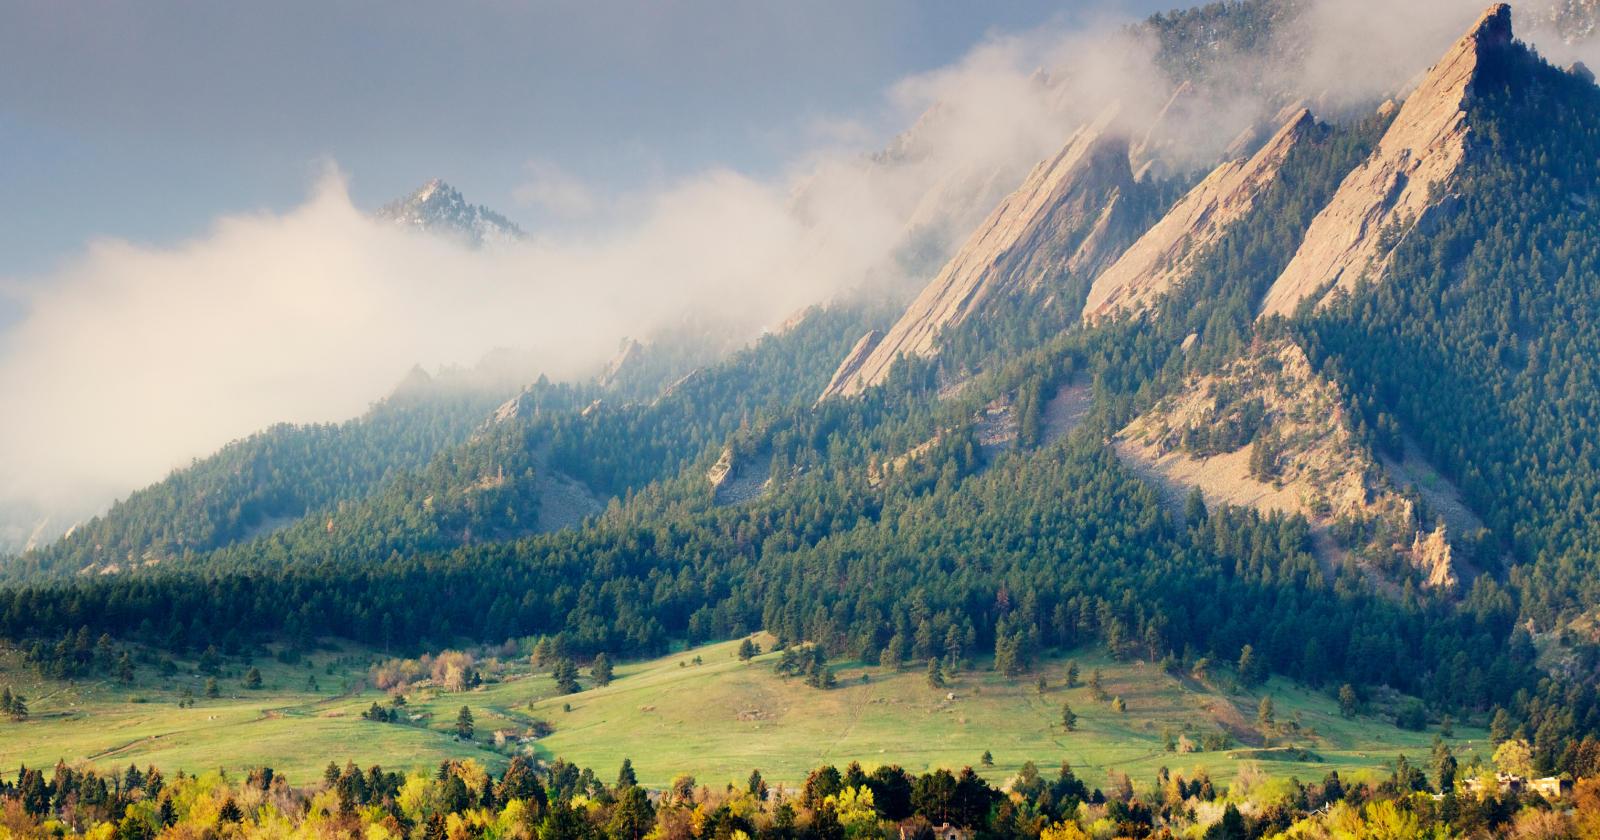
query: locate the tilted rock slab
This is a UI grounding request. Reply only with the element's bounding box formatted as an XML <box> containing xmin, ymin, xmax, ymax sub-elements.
<box><xmin>820</xmin><ymin>104</ymin><xmax>1136</xmax><ymax>399</ymax></box>
<box><xmin>820</xmin><ymin>330</ymin><xmax>885</xmax><ymax>400</ymax></box>
<box><xmin>1083</xmin><ymin>108</ymin><xmax>1314</xmax><ymax>323</ymax></box>
<box><xmin>1257</xmin><ymin>4</ymin><xmax>1513</xmax><ymax>318</ymax></box>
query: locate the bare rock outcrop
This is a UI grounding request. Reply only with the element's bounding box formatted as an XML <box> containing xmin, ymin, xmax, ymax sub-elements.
<box><xmin>599</xmin><ymin>339</ymin><xmax>644</xmax><ymax>388</ymax></box>
<box><xmin>820</xmin><ymin>104</ymin><xmax>1137</xmax><ymax>399</ymax></box>
<box><xmin>1257</xmin><ymin>4</ymin><xmax>1513</xmax><ymax>318</ymax></box>
<box><xmin>1116</xmin><ymin>341</ymin><xmax>1421</xmax><ymax>558</ymax></box>
<box><xmin>821</xmin><ymin>330</ymin><xmax>886</xmax><ymax>398</ymax></box>
<box><xmin>1083</xmin><ymin>108</ymin><xmax>1314</xmax><ymax>322</ymax></box>
<box><xmin>492</xmin><ymin>390</ymin><xmax>535</xmax><ymax>424</ymax></box>
<box><xmin>1412</xmin><ymin>524</ymin><xmax>1459</xmax><ymax>589</ymax></box>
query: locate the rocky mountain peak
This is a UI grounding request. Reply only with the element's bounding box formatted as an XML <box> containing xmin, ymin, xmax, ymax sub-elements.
<box><xmin>1083</xmin><ymin>106</ymin><xmax>1315</xmax><ymax>323</ymax></box>
<box><xmin>377</xmin><ymin>179</ymin><xmax>525</xmax><ymax>249</ymax></box>
<box><xmin>820</xmin><ymin>104</ymin><xmax>1137</xmax><ymax>399</ymax></box>
<box><xmin>1257</xmin><ymin>4</ymin><xmax>1514</xmax><ymax>318</ymax></box>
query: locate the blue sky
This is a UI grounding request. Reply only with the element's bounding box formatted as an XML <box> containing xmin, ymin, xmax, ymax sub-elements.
<box><xmin>0</xmin><ymin>0</ymin><xmax>1167</xmax><ymax>278</ymax></box>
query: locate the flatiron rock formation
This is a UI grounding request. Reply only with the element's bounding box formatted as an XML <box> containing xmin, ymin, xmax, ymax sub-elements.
<box><xmin>821</xmin><ymin>104</ymin><xmax>1136</xmax><ymax>398</ymax></box>
<box><xmin>1083</xmin><ymin>108</ymin><xmax>1314</xmax><ymax>322</ymax></box>
<box><xmin>1257</xmin><ymin>4</ymin><xmax>1513</xmax><ymax>317</ymax></box>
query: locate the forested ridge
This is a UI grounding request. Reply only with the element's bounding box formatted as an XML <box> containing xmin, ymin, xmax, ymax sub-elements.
<box><xmin>1</xmin><ymin>380</ymin><xmax>533</xmax><ymax>583</ymax></box>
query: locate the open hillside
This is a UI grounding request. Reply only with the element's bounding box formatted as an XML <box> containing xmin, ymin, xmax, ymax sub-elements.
<box><xmin>0</xmin><ymin>636</ymin><xmax>1481</xmax><ymax>790</ymax></box>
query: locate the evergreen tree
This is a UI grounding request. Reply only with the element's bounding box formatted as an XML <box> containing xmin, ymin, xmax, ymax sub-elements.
<box><xmin>748</xmin><ymin>768</ymin><xmax>766</xmax><ymax>799</ymax></box>
<box><xmin>617</xmin><ymin>758</ymin><xmax>637</xmax><ymax>789</ymax></box>
<box><xmin>944</xmin><ymin>625</ymin><xmax>965</xmax><ymax>666</ymax></box>
<box><xmin>1064</xmin><ymin>659</ymin><xmax>1079</xmax><ymax>688</ymax></box>
<box><xmin>1440</xmin><ymin>713</ymin><xmax>1454</xmax><ymax>738</ymax></box>
<box><xmin>1185</xmin><ymin>486</ymin><xmax>1208</xmax><ymax>524</ymax></box>
<box><xmin>607</xmin><ymin>785</ymin><xmax>655</xmax><ymax>840</ymax></box>
<box><xmin>7</xmin><ymin>691</ymin><xmax>25</xmax><ymax>722</ymax></box>
<box><xmin>1062</xmin><ymin>702</ymin><xmax>1077</xmax><ymax>731</ymax></box>
<box><xmin>117</xmin><ymin>652</ymin><xmax>135</xmax><ymax>686</ymax></box>
<box><xmin>1257</xmin><ymin>696</ymin><xmax>1275</xmax><ymax>746</ymax></box>
<box><xmin>1</xmin><ymin>686</ymin><xmax>11</xmax><ymax>717</ymax></box>
<box><xmin>981</xmin><ymin>750</ymin><xmax>994</xmax><ymax>766</ymax></box>
<box><xmin>1433</xmin><ymin>743</ymin><xmax>1458</xmax><ymax>792</ymax></box>
<box><xmin>324</xmin><ymin>762</ymin><xmax>341</xmax><ymax>788</ymax></box>
<box><xmin>1088</xmin><ymin>668</ymin><xmax>1106</xmax><ymax>702</ymax></box>
<box><xmin>592</xmin><ymin>653</ymin><xmax>613</xmax><ymax>687</ymax></box>
<box><xmin>244</xmin><ymin>667</ymin><xmax>262</xmax><ymax>690</ymax></box>
<box><xmin>882</xmin><ymin>634</ymin><xmax>907</xmax><ymax>672</ymax></box>
<box><xmin>205</xmin><ymin>677</ymin><xmax>220</xmax><ymax>699</ymax></box>
<box><xmin>1490</xmin><ymin>708</ymin><xmax>1512</xmax><ymax>745</ymax></box>
<box><xmin>927</xmin><ymin>658</ymin><xmax>946</xmax><ymax>689</ymax></box>
<box><xmin>737</xmin><ymin>639</ymin><xmax>756</xmax><ymax>662</ymax></box>
<box><xmin>1237</xmin><ymin>645</ymin><xmax>1262</xmax><ymax>688</ymax></box>
<box><xmin>456</xmin><ymin>705</ymin><xmax>475</xmax><ymax>740</ymax></box>
<box><xmin>1339</xmin><ymin>685</ymin><xmax>1358</xmax><ymax>719</ymax></box>
<box><xmin>159</xmin><ymin>794</ymin><xmax>176</xmax><ymax>827</ymax></box>
<box><xmin>554</xmin><ymin>659</ymin><xmax>580</xmax><ymax>695</ymax></box>
<box><xmin>913</xmin><ymin>620</ymin><xmax>936</xmax><ymax>662</ymax></box>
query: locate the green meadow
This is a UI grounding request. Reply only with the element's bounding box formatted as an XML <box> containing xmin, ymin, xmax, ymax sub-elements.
<box><xmin>0</xmin><ymin>636</ymin><xmax>1483</xmax><ymax>790</ymax></box>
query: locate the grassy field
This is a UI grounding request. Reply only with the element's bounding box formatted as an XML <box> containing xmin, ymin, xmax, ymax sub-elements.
<box><xmin>0</xmin><ymin>637</ymin><xmax>1488</xmax><ymax>792</ymax></box>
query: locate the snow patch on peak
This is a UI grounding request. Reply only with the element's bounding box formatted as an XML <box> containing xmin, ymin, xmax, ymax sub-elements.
<box><xmin>377</xmin><ymin>179</ymin><xmax>525</xmax><ymax>249</ymax></box>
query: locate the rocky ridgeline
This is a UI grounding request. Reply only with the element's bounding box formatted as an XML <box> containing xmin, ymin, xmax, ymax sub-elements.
<box><xmin>1257</xmin><ymin>5</ymin><xmax>1513</xmax><ymax>318</ymax></box>
<box><xmin>820</xmin><ymin>105</ymin><xmax>1138</xmax><ymax>399</ymax></box>
<box><xmin>1083</xmin><ymin>107</ymin><xmax>1314</xmax><ymax>323</ymax></box>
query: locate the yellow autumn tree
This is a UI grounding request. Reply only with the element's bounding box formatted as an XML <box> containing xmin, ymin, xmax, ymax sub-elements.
<box><xmin>1039</xmin><ymin>820</ymin><xmax>1090</xmax><ymax>840</ymax></box>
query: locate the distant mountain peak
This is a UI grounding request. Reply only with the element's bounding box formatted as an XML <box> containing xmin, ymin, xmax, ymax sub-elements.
<box><xmin>377</xmin><ymin>179</ymin><xmax>525</xmax><ymax>248</ymax></box>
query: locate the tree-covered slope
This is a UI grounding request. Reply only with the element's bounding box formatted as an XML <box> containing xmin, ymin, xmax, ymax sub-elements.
<box><xmin>1299</xmin><ymin>35</ymin><xmax>1600</xmax><ymax>621</ymax></box>
<box><xmin>0</xmin><ymin>379</ymin><xmax>530</xmax><ymax>582</ymax></box>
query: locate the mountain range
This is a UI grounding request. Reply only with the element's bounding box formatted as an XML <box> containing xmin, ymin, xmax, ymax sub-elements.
<box><xmin>10</xmin><ymin>0</ymin><xmax>1600</xmax><ymax>779</ymax></box>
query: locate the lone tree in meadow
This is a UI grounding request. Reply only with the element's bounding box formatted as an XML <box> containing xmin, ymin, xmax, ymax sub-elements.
<box><xmin>245</xmin><ymin>668</ymin><xmax>262</xmax><ymax>690</ymax></box>
<box><xmin>981</xmin><ymin>750</ymin><xmax>994</xmax><ymax>766</ymax></box>
<box><xmin>1340</xmin><ymin>684</ymin><xmax>1359</xmax><ymax>719</ymax></box>
<box><xmin>455</xmin><ymin>705</ymin><xmax>475</xmax><ymax>740</ymax></box>
<box><xmin>205</xmin><ymin>677</ymin><xmax>220</xmax><ymax>699</ymax></box>
<box><xmin>737</xmin><ymin>639</ymin><xmax>759</xmax><ymax>662</ymax></box>
<box><xmin>592</xmin><ymin>653</ymin><xmax>614</xmax><ymax>687</ymax></box>
<box><xmin>1257</xmin><ymin>696</ymin><xmax>1275</xmax><ymax>746</ymax></box>
<box><xmin>1061</xmin><ymin>702</ymin><xmax>1077</xmax><ymax>731</ymax></box>
<box><xmin>1088</xmin><ymin>668</ymin><xmax>1106</xmax><ymax>702</ymax></box>
<box><xmin>554</xmin><ymin>659</ymin><xmax>581</xmax><ymax>695</ymax></box>
<box><xmin>1064</xmin><ymin>659</ymin><xmax>1079</xmax><ymax>688</ymax></box>
<box><xmin>927</xmin><ymin>658</ymin><xmax>945</xmax><ymax>689</ymax></box>
<box><xmin>2</xmin><ymin>687</ymin><xmax>26</xmax><ymax>722</ymax></box>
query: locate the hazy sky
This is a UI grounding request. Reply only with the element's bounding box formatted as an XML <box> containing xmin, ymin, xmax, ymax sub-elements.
<box><xmin>0</xmin><ymin>0</ymin><xmax>1169</xmax><ymax>278</ymax></box>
